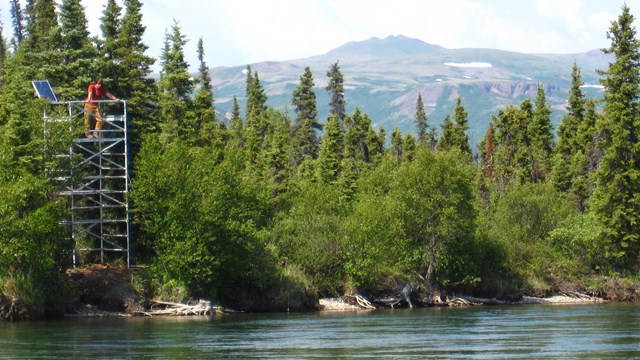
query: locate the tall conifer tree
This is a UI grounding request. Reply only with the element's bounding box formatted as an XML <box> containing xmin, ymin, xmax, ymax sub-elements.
<box><xmin>244</xmin><ymin>71</ymin><xmax>268</xmax><ymax>161</ymax></box>
<box><xmin>414</xmin><ymin>93</ymin><xmax>436</xmax><ymax>149</ymax></box>
<box><xmin>55</xmin><ymin>0</ymin><xmax>98</xmax><ymax>99</ymax></box>
<box><xmin>98</xmin><ymin>0</ymin><xmax>122</xmax><ymax>86</ymax></box>
<box><xmin>391</xmin><ymin>127</ymin><xmax>403</xmax><ymax>164</ymax></box>
<box><xmin>193</xmin><ymin>37</ymin><xmax>217</xmax><ymax>146</ymax></box>
<box><xmin>437</xmin><ymin>115</ymin><xmax>455</xmax><ymax>151</ymax></box>
<box><xmin>592</xmin><ymin>4</ymin><xmax>640</xmax><ymax>269</ymax></box>
<box><xmin>0</xmin><ymin>17</ymin><xmax>6</xmax><ymax>78</ymax></box>
<box><xmin>326</xmin><ymin>61</ymin><xmax>346</xmax><ymax>123</ymax></box>
<box><xmin>403</xmin><ymin>133</ymin><xmax>416</xmax><ymax>162</ymax></box>
<box><xmin>415</xmin><ymin>93</ymin><xmax>428</xmax><ymax>143</ymax></box>
<box><xmin>292</xmin><ymin>66</ymin><xmax>320</xmax><ymax>163</ymax></box>
<box><xmin>244</xmin><ymin>65</ymin><xmax>253</xmax><ymax>115</ymax></box>
<box><xmin>10</xmin><ymin>0</ymin><xmax>25</xmax><ymax>46</ymax></box>
<box><xmin>452</xmin><ymin>97</ymin><xmax>471</xmax><ymax>155</ymax></box>
<box><xmin>23</xmin><ymin>0</ymin><xmax>57</xmax><ymax>53</ymax></box>
<box><xmin>258</xmin><ymin>109</ymin><xmax>292</xmax><ymax>197</ymax></box>
<box><xmin>529</xmin><ymin>85</ymin><xmax>554</xmax><ymax>181</ymax></box>
<box><xmin>117</xmin><ymin>0</ymin><xmax>158</xmax><ymax>149</ymax></box>
<box><xmin>317</xmin><ymin>114</ymin><xmax>343</xmax><ymax>183</ymax></box>
<box><xmin>344</xmin><ymin>108</ymin><xmax>373</xmax><ymax>165</ymax></box>
<box><xmin>552</xmin><ymin>63</ymin><xmax>586</xmax><ymax>192</ymax></box>
<box><xmin>157</xmin><ymin>20</ymin><xmax>194</xmax><ymax>143</ymax></box>
<box><xmin>228</xmin><ymin>95</ymin><xmax>243</xmax><ymax>146</ymax></box>
<box><xmin>480</xmin><ymin>123</ymin><xmax>496</xmax><ymax>179</ymax></box>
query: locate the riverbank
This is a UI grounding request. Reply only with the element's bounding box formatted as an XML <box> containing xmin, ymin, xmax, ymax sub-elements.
<box><xmin>318</xmin><ymin>292</ymin><xmax>607</xmax><ymax>311</ymax></box>
<box><xmin>25</xmin><ymin>263</ymin><xmax>638</xmax><ymax>319</ymax></box>
<box><xmin>65</xmin><ymin>292</ymin><xmax>610</xmax><ymax>317</ymax></box>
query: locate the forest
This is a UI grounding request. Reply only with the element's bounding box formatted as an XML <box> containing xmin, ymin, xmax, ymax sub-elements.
<box><xmin>0</xmin><ymin>0</ymin><xmax>639</xmax><ymax>318</ymax></box>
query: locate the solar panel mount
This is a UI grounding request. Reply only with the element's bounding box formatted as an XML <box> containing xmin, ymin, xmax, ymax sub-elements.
<box><xmin>32</xmin><ymin>80</ymin><xmax>58</xmax><ymax>102</ymax></box>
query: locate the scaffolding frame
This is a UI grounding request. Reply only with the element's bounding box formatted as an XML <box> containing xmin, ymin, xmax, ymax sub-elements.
<box><xmin>45</xmin><ymin>100</ymin><xmax>130</xmax><ymax>267</ymax></box>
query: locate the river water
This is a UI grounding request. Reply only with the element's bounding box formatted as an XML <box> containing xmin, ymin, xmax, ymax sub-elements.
<box><xmin>0</xmin><ymin>303</ymin><xmax>638</xmax><ymax>359</ymax></box>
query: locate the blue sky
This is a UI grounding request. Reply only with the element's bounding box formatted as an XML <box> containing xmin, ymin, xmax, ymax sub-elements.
<box><xmin>2</xmin><ymin>0</ymin><xmax>639</xmax><ymax>70</ymax></box>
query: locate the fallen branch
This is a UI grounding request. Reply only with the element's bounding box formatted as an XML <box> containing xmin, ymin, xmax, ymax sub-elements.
<box><xmin>375</xmin><ymin>296</ymin><xmax>403</xmax><ymax>308</ymax></box>
<box><xmin>344</xmin><ymin>294</ymin><xmax>376</xmax><ymax>310</ymax></box>
<box><xmin>446</xmin><ymin>296</ymin><xmax>480</xmax><ymax>307</ymax></box>
<box><xmin>374</xmin><ymin>284</ymin><xmax>414</xmax><ymax>308</ymax></box>
<box><xmin>133</xmin><ymin>300</ymin><xmax>216</xmax><ymax>316</ymax></box>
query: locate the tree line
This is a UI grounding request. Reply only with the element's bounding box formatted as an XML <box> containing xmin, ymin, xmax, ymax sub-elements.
<box><xmin>0</xmin><ymin>1</ymin><xmax>638</xmax><ymax>316</ymax></box>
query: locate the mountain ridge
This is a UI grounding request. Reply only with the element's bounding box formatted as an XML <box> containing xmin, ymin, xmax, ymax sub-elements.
<box><xmin>210</xmin><ymin>35</ymin><xmax>611</xmax><ymax>147</ymax></box>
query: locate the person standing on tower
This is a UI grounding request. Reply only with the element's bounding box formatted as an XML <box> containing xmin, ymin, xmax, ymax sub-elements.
<box><xmin>84</xmin><ymin>78</ymin><xmax>122</xmax><ymax>138</ymax></box>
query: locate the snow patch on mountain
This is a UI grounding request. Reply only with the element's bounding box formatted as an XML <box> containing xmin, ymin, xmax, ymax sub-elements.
<box><xmin>580</xmin><ymin>84</ymin><xmax>604</xmax><ymax>89</ymax></box>
<box><xmin>444</xmin><ymin>62</ymin><xmax>492</xmax><ymax>68</ymax></box>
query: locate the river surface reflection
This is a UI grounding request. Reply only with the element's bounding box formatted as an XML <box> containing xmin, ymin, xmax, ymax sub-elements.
<box><xmin>0</xmin><ymin>303</ymin><xmax>638</xmax><ymax>358</ymax></box>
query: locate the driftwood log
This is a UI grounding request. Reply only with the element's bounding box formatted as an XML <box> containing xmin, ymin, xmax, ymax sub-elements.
<box><xmin>133</xmin><ymin>300</ymin><xmax>216</xmax><ymax>316</ymax></box>
<box><xmin>344</xmin><ymin>294</ymin><xmax>376</xmax><ymax>309</ymax></box>
<box><xmin>374</xmin><ymin>284</ymin><xmax>414</xmax><ymax>308</ymax></box>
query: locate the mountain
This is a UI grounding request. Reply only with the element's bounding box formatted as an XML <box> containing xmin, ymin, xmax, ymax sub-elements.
<box><xmin>209</xmin><ymin>35</ymin><xmax>611</xmax><ymax>147</ymax></box>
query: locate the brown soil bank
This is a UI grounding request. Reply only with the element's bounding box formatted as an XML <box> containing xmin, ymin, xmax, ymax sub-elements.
<box><xmin>63</xmin><ymin>266</ymin><xmax>640</xmax><ymax>313</ymax></box>
<box><xmin>597</xmin><ymin>277</ymin><xmax>640</xmax><ymax>302</ymax></box>
<box><xmin>2</xmin><ymin>265</ymin><xmax>639</xmax><ymax>320</ymax></box>
<box><xmin>66</xmin><ymin>263</ymin><xmax>144</xmax><ymax>315</ymax></box>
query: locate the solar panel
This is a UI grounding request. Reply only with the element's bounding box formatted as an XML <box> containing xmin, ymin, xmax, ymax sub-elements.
<box><xmin>32</xmin><ymin>80</ymin><xmax>58</xmax><ymax>102</ymax></box>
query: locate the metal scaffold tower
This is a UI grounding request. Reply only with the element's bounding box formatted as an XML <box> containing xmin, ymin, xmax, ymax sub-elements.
<box><xmin>40</xmin><ymin>85</ymin><xmax>131</xmax><ymax>268</ymax></box>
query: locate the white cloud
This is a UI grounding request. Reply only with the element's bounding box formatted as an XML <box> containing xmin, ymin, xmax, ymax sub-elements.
<box><xmin>2</xmin><ymin>0</ymin><xmax>639</xmax><ymax>69</ymax></box>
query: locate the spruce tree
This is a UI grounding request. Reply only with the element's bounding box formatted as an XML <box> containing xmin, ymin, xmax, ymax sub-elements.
<box><xmin>437</xmin><ymin>115</ymin><xmax>455</xmax><ymax>151</ymax></box>
<box><xmin>117</xmin><ymin>0</ymin><xmax>158</xmax><ymax>150</ymax></box>
<box><xmin>245</xmin><ymin>66</ymin><xmax>267</xmax><ymax>123</ymax></box>
<box><xmin>414</xmin><ymin>93</ymin><xmax>428</xmax><ymax>144</ymax></box>
<box><xmin>259</xmin><ymin>109</ymin><xmax>292</xmax><ymax>197</ymax></box>
<box><xmin>529</xmin><ymin>85</ymin><xmax>554</xmax><ymax>181</ymax></box>
<box><xmin>0</xmin><ymin>17</ymin><xmax>6</xmax><ymax>78</ymax></box>
<box><xmin>344</xmin><ymin>108</ymin><xmax>372</xmax><ymax>165</ymax></box>
<box><xmin>413</xmin><ymin>93</ymin><xmax>436</xmax><ymax>149</ymax></box>
<box><xmin>292</xmin><ymin>66</ymin><xmax>320</xmax><ymax>163</ymax></box>
<box><xmin>480</xmin><ymin>123</ymin><xmax>496</xmax><ymax>178</ymax></box>
<box><xmin>514</xmin><ymin>99</ymin><xmax>533</xmax><ymax>183</ymax></box>
<box><xmin>23</xmin><ymin>0</ymin><xmax>35</xmax><ymax>34</ymax></box>
<box><xmin>591</xmin><ymin>4</ymin><xmax>640</xmax><ymax>269</ymax></box>
<box><xmin>10</xmin><ymin>0</ymin><xmax>24</xmax><ymax>46</ymax></box>
<box><xmin>193</xmin><ymin>37</ymin><xmax>217</xmax><ymax>145</ymax></box>
<box><xmin>228</xmin><ymin>95</ymin><xmax>243</xmax><ymax>146</ymax></box>
<box><xmin>490</xmin><ymin>103</ymin><xmax>532</xmax><ymax>187</ymax></box>
<box><xmin>391</xmin><ymin>127</ymin><xmax>403</xmax><ymax>164</ymax></box>
<box><xmin>54</xmin><ymin>0</ymin><xmax>98</xmax><ymax>100</ymax></box>
<box><xmin>403</xmin><ymin>133</ymin><xmax>416</xmax><ymax>162</ymax></box>
<box><xmin>0</xmin><ymin>61</ymin><xmax>43</xmax><ymax>172</ymax></box>
<box><xmin>377</xmin><ymin>127</ymin><xmax>386</xmax><ymax>148</ymax></box>
<box><xmin>560</xmin><ymin>64</ymin><xmax>585</xmax><ymax>152</ymax></box>
<box><xmin>317</xmin><ymin>114</ymin><xmax>343</xmax><ymax>183</ymax></box>
<box><xmin>326</xmin><ymin>60</ymin><xmax>346</xmax><ymax>123</ymax></box>
<box><xmin>13</xmin><ymin>0</ymin><xmax>58</xmax><ymax>87</ymax></box>
<box><xmin>572</xmin><ymin>99</ymin><xmax>600</xmax><ymax>210</ymax></box>
<box><xmin>244</xmin><ymin>71</ymin><xmax>268</xmax><ymax>161</ymax></box>
<box><xmin>98</xmin><ymin>0</ymin><xmax>122</xmax><ymax>86</ymax></box>
<box><xmin>565</xmin><ymin>62</ymin><xmax>586</xmax><ymax>153</ymax></box>
<box><xmin>577</xmin><ymin>99</ymin><xmax>598</xmax><ymax>155</ymax></box>
<box><xmin>245</xmin><ymin>70</ymin><xmax>267</xmax><ymax>126</ymax></box>
<box><xmin>552</xmin><ymin>63</ymin><xmax>585</xmax><ymax>192</ymax></box>
<box><xmin>23</xmin><ymin>0</ymin><xmax>57</xmax><ymax>53</ymax></box>
<box><xmin>452</xmin><ymin>97</ymin><xmax>472</xmax><ymax>155</ymax></box>
<box><xmin>157</xmin><ymin>20</ymin><xmax>194</xmax><ymax>143</ymax></box>
<box><xmin>244</xmin><ymin>65</ymin><xmax>253</xmax><ymax>115</ymax></box>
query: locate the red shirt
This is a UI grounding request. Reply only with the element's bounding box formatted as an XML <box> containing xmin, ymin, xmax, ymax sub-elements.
<box><xmin>86</xmin><ymin>83</ymin><xmax>107</xmax><ymax>104</ymax></box>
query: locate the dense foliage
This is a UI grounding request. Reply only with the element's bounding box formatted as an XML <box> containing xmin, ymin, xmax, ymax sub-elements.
<box><xmin>0</xmin><ymin>2</ymin><xmax>639</xmax><ymax>317</ymax></box>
